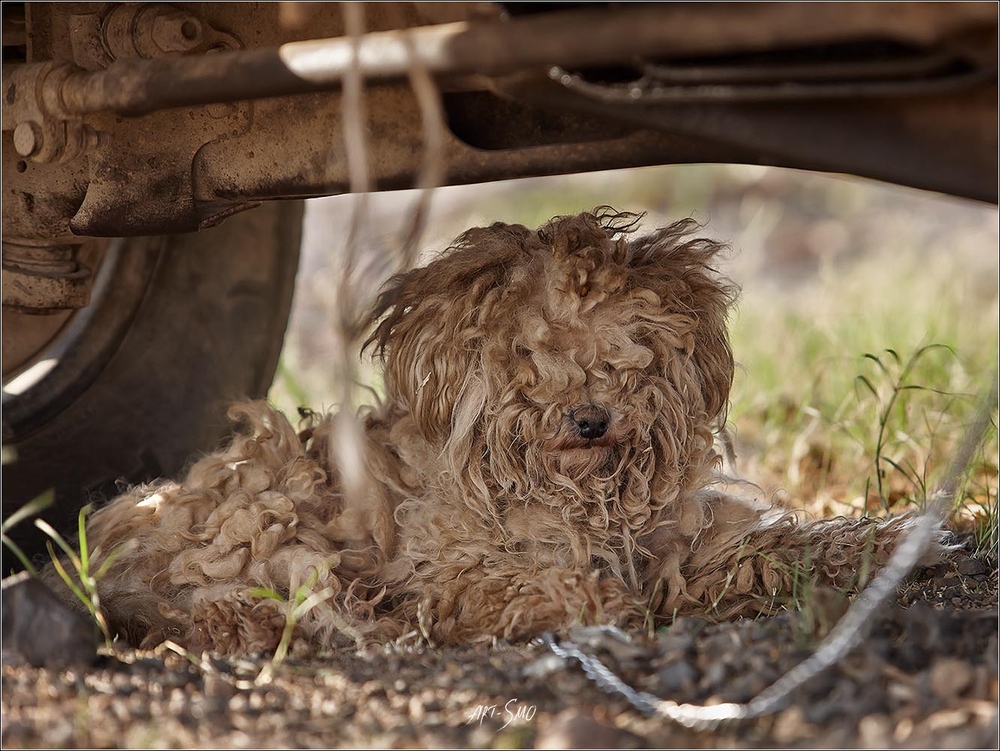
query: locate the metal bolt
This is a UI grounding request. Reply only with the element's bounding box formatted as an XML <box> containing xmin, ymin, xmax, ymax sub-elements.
<box><xmin>150</xmin><ymin>10</ymin><xmax>204</xmax><ymax>53</ymax></box>
<box><xmin>103</xmin><ymin>4</ymin><xmax>205</xmax><ymax>59</ymax></box>
<box><xmin>12</xmin><ymin>121</ymin><xmax>42</xmax><ymax>157</ymax></box>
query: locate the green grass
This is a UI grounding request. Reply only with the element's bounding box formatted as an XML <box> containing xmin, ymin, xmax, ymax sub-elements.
<box><xmin>728</xmin><ymin>247</ymin><xmax>998</xmax><ymax>550</ymax></box>
<box><xmin>1</xmin><ymin>460</ymin><xmax>134</xmax><ymax>650</ymax></box>
<box><xmin>248</xmin><ymin>580</ymin><xmax>333</xmax><ymax>682</ymax></box>
<box><xmin>35</xmin><ymin>505</ymin><xmax>135</xmax><ymax>650</ymax></box>
<box><xmin>247</xmin><ymin>562</ymin><xmax>365</xmax><ymax>682</ymax></box>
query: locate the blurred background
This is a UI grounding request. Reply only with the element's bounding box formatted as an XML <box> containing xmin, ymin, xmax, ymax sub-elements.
<box><xmin>271</xmin><ymin>165</ymin><xmax>998</xmax><ymax>545</ymax></box>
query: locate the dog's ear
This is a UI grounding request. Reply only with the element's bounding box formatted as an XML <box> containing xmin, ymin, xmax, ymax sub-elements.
<box><xmin>365</xmin><ymin>222</ymin><xmax>531</xmax><ymax>441</ymax></box>
<box><xmin>627</xmin><ymin>219</ymin><xmax>738</xmax><ymax>423</ymax></box>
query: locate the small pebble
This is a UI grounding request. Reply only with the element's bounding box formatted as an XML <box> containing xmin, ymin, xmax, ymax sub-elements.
<box><xmin>929</xmin><ymin>658</ymin><xmax>974</xmax><ymax>700</ymax></box>
<box><xmin>656</xmin><ymin>659</ymin><xmax>698</xmax><ymax>693</ymax></box>
<box><xmin>957</xmin><ymin>557</ymin><xmax>989</xmax><ymax>577</ymax></box>
<box><xmin>772</xmin><ymin>705</ymin><xmax>815</xmax><ymax>744</ymax></box>
<box><xmin>535</xmin><ymin>708</ymin><xmax>642</xmax><ymax>749</ymax></box>
<box><xmin>1</xmin><ymin>573</ymin><xmax>99</xmax><ymax>669</ymax></box>
<box><xmin>857</xmin><ymin>714</ymin><xmax>892</xmax><ymax>748</ymax></box>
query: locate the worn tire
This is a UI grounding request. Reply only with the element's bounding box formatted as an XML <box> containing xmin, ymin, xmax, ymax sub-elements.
<box><xmin>2</xmin><ymin>201</ymin><xmax>303</xmax><ymax>568</ymax></box>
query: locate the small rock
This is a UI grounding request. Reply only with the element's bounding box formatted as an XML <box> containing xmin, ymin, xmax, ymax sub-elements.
<box><xmin>203</xmin><ymin>672</ymin><xmax>236</xmax><ymax>704</ymax></box>
<box><xmin>892</xmin><ymin>716</ymin><xmax>915</xmax><ymax>743</ymax></box>
<box><xmin>929</xmin><ymin>658</ymin><xmax>974</xmax><ymax>700</ymax></box>
<box><xmin>523</xmin><ymin>652</ymin><xmax>563</xmax><ymax>679</ymax></box>
<box><xmin>535</xmin><ymin>708</ymin><xmax>643</xmax><ymax>749</ymax></box>
<box><xmin>888</xmin><ymin>680</ymin><xmax>919</xmax><ymax>704</ymax></box>
<box><xmin>46</xmin><ymin>716</ymin><xmax>75</xmax><ymax>747</ymax></box>
<box><xmin>923</xmin><ymin>708</ymin><xmax>971</xmax><ymax>731</ymax></box>
<box><xmin>408</xmin><ymin>694</ymin><xmax>426</xmax><ymax>723</ymax></box>
<box><xmin>771</xmin><ymin>705</ymin><xmax>816</xmax><ymax>744</ymax></box>
<box><xmin>1</xmin><ymin>572</ymin><xmax>100</xmax><ymax>668</ymax></box>
<box><xmin>857</xmin><ymin>713</ymin><xmax>892</xmax><ymax>748</ymax></box>
<box><xmin>656</xmin><ymin>659</ymin><xmax>698</xmax><ymax>694</ymax></box>
<box><xmin>700</xmin><ymin>660</ymin><xmax>729</xmax><ymax>690</ymax></box>
<box><xmin>957</xmin><ymin>557</ymin><xmax>989</xmax><ymax>577</ymax></box>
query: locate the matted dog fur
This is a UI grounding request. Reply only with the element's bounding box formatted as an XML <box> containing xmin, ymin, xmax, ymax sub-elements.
<box><xmin>67</xmin><ymin>209</ymin><xmax>943</xmax><ymax>654</ymax></box>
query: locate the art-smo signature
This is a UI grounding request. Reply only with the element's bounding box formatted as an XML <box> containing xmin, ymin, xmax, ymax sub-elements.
<box><xmin>467</xmin><ymin>699</ymin><xmax>538</xmax><ymax>729</ymax></box>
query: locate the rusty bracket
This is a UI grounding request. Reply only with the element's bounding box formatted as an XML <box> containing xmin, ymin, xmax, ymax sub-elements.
<box><xmin>2</xmin><ymin>240</ymin><xmax>92</xmax><ymax>312</ymax></box>
<box><xmin>1</xmin><ymin>3</ymin><xmax>238</xmax><ymax>166</ymax></box>
<box><xmin>3</xmin><ymin>3</ymin><xmax>258</xmax><ymax>238</ymax></box>
<box><xmin>101</xmin><ymin>3</ymin><xmax>206</xmax><ymax>61</ymax></box>
<box><xmin>2</xmin><ymin>62</ymin><xmax>101</xmax><ymax>164</ymax></box>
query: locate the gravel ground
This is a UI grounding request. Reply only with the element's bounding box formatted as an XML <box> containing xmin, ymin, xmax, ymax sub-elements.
<box><xmin>3</xmin><ymin>545</ymin><xmax>996</xmax><ymax>749</ymax></box>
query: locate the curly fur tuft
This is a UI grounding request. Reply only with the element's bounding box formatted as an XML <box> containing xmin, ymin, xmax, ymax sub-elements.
<box><xmin>63</xmin><ymin>209</ymin><xmax>946</xmax><ymax>653</ymax></box>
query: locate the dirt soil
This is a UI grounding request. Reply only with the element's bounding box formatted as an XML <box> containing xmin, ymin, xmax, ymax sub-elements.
<box><xmin>2</xmin><ymin>543</ymin><xmax>996</xmax><ymax>750</ymax></box>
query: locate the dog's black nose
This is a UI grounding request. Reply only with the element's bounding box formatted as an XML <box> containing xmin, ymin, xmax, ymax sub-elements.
<box><xmin>571</xmin><ymin>405</ymin><xmax>610</xmax><ymax>440</ymax></box>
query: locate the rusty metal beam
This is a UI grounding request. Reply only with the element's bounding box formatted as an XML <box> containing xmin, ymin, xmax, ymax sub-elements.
<box><xmin>3</xmin><ymin>1</ymin><xmax>996</xmax><ymax>245</ymax></box>
<box><xmin>48</xmin><ymin>2</ymin><xmax>998</xmax><ymax>117</ymax></box>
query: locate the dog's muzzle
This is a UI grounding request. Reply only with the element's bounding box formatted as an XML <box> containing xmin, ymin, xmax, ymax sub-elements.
<box><xmin>570</xmin><ymin>404</ymin><xmax>611</xmax><ymax>441</ymax></box>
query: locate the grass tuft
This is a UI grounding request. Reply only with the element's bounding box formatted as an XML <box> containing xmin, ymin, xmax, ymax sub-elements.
<box><xmin>35</xmin><ymin>504</ymin><xmax>135</xmax><ymax>650</ymax></box>
<box><xmin>248</xmin><ymin>565</ymin><xmax>339</xmax><ymax>683</ymax></box>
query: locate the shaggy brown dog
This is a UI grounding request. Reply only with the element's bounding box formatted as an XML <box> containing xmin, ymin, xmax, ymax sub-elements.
<box><xmin>72</xmin><ymin>209</ymin><xmax>941</xmax><ymax>654</ymax></box>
